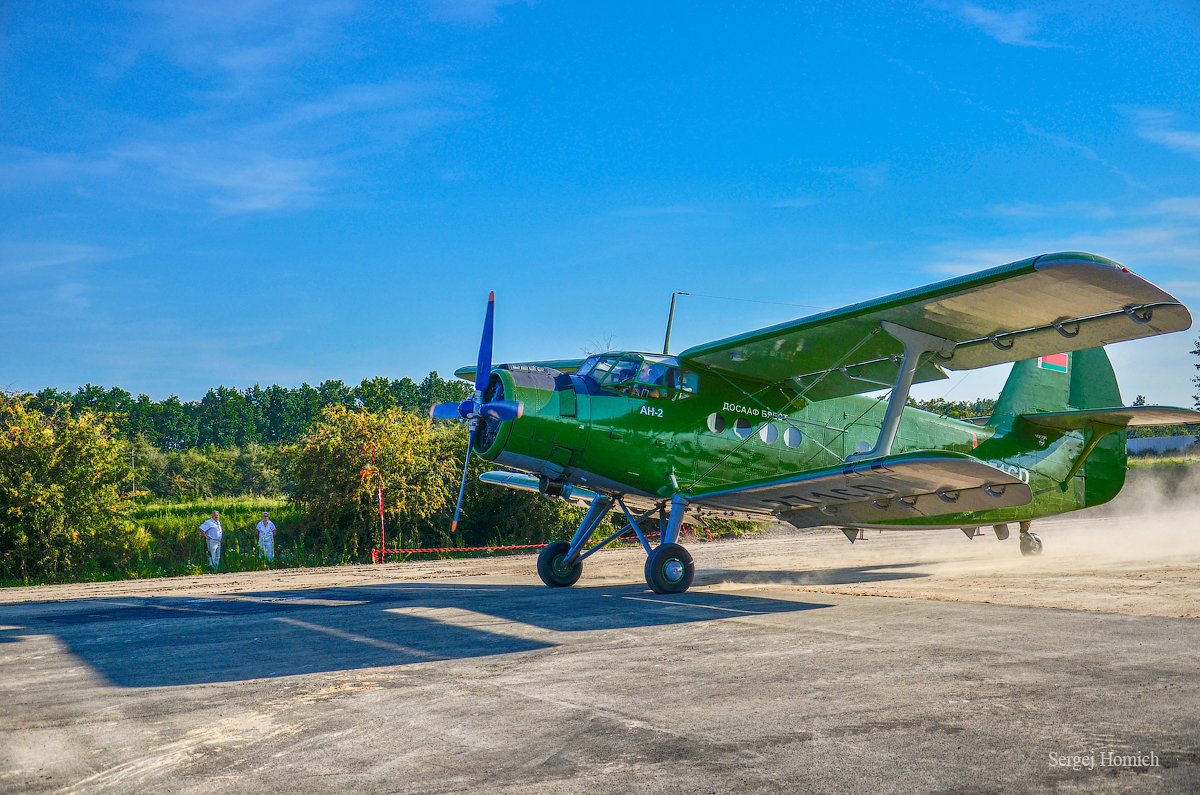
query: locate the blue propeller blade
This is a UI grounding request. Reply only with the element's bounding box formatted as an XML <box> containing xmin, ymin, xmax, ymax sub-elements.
<box><xmin>430</xmin><ymin>400</ymin><xmax>479</xmax><ymax>421</ymax></box>
<box><xmin>430</xmin><ymin>402</ymin><xmax>462</xmax><ymax>420</ymax></box>
<box><xmin>474</xmin><ymin>291</ymin><xmax>495</xmax><ymax>394</ymax></box>
<box><xmin>451</xmin><ymin>426</ymin><xmax>474</xmax><ymax>533</ymax></box>
<box><xmin>479</xmin><ymin>400</ymin><xmax>523</xmax><ymax>421</ymax></box>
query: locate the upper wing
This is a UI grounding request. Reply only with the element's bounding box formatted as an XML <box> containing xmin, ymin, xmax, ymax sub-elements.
<box><xmin>1021</xmin><ymin>405</ymin><xmax>1200</xmax><ymax>431</ymax></box>
<box><xmin>679</xmin><ymin>252</ymin><xmax>1191</xmax><ymax>401</ymax></box>
<box><xmin>687</xmin><ymin>451</ymin><xmax>1032</xmax><ymax>527</ymax></box>
<box><xmin>455</xmin><ymin>359</ymin><xmax>587</xmax><ymax>382</ymax></box>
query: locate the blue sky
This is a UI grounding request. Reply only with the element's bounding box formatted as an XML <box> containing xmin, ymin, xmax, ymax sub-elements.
<box><xmin>3</xmin><ymin>0</ymin><xmax>1199</xmax><ymax>405</ymax></box>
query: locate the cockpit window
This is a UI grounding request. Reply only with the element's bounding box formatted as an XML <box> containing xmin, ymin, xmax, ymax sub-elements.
<box><xmin>579</xmin><ymin>354</ymin><xmax>698</xmax><ymax>400</ymax></box>
<box><xmin>601</xmin><ymin>357</ymin><xmax>641</xmax><ymax>385</ymax></box>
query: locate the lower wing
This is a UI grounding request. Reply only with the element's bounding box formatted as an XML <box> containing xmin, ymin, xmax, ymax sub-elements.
<box><xmin>687</xmin><ymin>452</ymin><xmax>1032</xmax><ymax>528</ymax></box>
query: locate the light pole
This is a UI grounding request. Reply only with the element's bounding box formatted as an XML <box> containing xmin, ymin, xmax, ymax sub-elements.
<box><xmin>662</xmin><ymin>291</ymin><xmax>690</xmax><ymax>355</ymax></box>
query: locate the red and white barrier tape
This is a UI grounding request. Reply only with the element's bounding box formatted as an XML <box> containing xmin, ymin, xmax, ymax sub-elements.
<box><xmin>370</xmin><ymin>527</ymin><xmax>712</xmax><ymax>563</ymax></box>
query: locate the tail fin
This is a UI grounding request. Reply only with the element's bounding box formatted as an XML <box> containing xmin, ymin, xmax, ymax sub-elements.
<box><xmin>991</xmin><ymin>347</ymin><xmax>1122</xmax><ymax>421</ymax></box>
<box><xmin>991</xmin><ymin>347</ymin><xmax>1127</xmax><ymax>509</ymax></box>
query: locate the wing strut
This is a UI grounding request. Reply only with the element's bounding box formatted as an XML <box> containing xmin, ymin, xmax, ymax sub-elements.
<box><xmin>846</xmin><ymin>321</ymin><xmax>955</xmax><ymax>462</ymax></box>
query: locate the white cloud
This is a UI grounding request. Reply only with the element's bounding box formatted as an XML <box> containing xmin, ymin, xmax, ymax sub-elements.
<box><xmin>94</xmin><ymin>73</ymin><xmax>480</xmax><ymax>214</ymax></box>
<box><xmin>819</xmin><ymin>164</ymin><xmax>889</xmax><ymax>190</ymax></box>
<box><xmin>1128</xmin><ymin>108</ymin><xmax>1200</xmax><ymax>159</ymax></box>
<box><xmin>0</xmin><ymin>149</ymin><xmax>119</xmax><ymax>191</ymax></box>
<box><xmin>610</xmin><ymin>204</ymin><xmax>723</xmax><ymax>218</ymax></box>
<box><xmin>978</xmin><ymin>200</ymin><xmax>1116</xmax><ymax>221</ymax></box>
<box><xmin>1161</xmin><ymin>280</ymin><xmax>1200</xmax><ymax>298</ymax></box>
<box><xmin>426</xmin><ymin>0</ymin><xmax>532</xmax><ymax>25</ymax></box>
<box><xmin>137</xmin><ymin>0</ymin><xmax>356</xmax><ymax>93</ymax></box>
<box><xmin>951</xmin><ymin>3</ymin><xmax>1060</xmax><ymax>48</ymax></box>
<box><xmin>52</xmin><ymin>282</ymin><xmax>91</xmax><ymax>312</ymax></box>
<box><xmin>0</xmin><ymin>243</ymin><xmax>109</xmax><ymax>274</ymax></box>
<box><xmin>112</xmin><ymin>142</ymin><xmax>324</xmax><ymax>213</ymax></box>
<box><xmin>770</xmin><ymin>197</ymin><xmax>819</xmax><ymax>209</ymax></box>
<box><xmin>922</xmin><ymin>247</ymin><xmax>1038</xmax><ymax>276</ymax></box>
<box><xmin>1149</xmin><ymin>197</ymin><xmax>1200</xmax><ymax>218</ymax></box>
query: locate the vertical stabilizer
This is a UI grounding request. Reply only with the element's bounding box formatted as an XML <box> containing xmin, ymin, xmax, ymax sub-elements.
<box><xmin>991</xmin><ymin>347</ymin><xmax>1121</xmax><ymax>420</ymax></box>
<box><xmin>991</xmin><ymin>347</ymin><xmax>1126</xmax><ymax>509</ymax></box>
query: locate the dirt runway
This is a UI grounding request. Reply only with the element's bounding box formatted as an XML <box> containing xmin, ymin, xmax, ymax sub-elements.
<box><xmin>3</xmin><ymin>505</ymin><xmax>1196</xmax><ymax>619</ymax></box>
<box><xmin>2</xmin><ymin>467</ymin><xmax>1198</xmax><ymax>793</ymax></box>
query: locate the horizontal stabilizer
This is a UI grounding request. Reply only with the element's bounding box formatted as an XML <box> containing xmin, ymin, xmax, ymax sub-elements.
<box><xmin>1021</xmin><ymin>405</ymin><xmax>1200</xmax><ymax>431</ymax></box>
<box><xmin>688</xmin><ymin>451</ymin><xmax>1032</xmax><ymax>527</ymax></box>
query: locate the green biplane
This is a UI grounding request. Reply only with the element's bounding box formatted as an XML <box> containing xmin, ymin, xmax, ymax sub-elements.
<box><xmin>431</xmin><ymin>252</ymin><xmax>1200</xmax><ymax>594</ymax></box>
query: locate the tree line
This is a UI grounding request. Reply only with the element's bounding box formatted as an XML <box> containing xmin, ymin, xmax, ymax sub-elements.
<box><xmin>0</xmin><ymin>393</ymin><xmax>638</xmax><ymax>583</ymax></box>
<box><xmin>27</xmin><ymin>373</ymin><xmax>473</xmax><ymax>450</ymax></box>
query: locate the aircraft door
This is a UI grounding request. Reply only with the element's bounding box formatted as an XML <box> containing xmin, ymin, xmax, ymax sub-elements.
<box><xmin>548</xmin><ymin>373</ymin><xmax>588</xmax><ymax>471</ymax></box>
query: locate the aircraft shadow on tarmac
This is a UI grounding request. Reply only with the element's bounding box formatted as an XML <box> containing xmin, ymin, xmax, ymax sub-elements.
<box><xmin>0</xmin><ymin>582</ymin><xmax>840</xmax><ymax>688</ymax></box>
<box><xmin>693</xmin><ymin>561</ymin><xmax>930</xmax><ymax>587</ymax></box>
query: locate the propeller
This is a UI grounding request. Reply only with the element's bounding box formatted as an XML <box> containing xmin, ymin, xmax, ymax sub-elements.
<box><xmin>430</xmin><ymin>291</ymin><xmax>524</xmax><ymax>532</ymax></box>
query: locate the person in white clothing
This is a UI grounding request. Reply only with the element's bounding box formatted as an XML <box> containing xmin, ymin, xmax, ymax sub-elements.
<box><xmin>199</xmin><ymin>510</ymin><xmax>223</xmax><ymax>571</ymax></box>
<box><xmin>256</xmin><ymin>511</ymin><xmax>277</xmax><ymax>562</ymax></box>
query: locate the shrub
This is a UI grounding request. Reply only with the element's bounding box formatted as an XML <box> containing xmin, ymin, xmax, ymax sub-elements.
<box><xmin>288</xmin><ymin>405</ymin><xmax>461</xmax><ymax>559</ymax></box>
<box><xmin>0</xmin><ymin>396</ymin><xmax>131</xmax><ymax>582</ymax></box>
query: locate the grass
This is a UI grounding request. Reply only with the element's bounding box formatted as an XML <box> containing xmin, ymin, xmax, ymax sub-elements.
<box><xmin>127</xmin><ymin>497</ymin><xmax>318</xmax><ymax>578</ymax></box>
<box><xmin>1128</xmin><ymin>453</ymin><xmax>1200</xmax><ymax>468</ymax></box>
<box><xmin>5</xmin><ymin>494</ymin><xmax>761</xmax><ymax>587</ymax></box>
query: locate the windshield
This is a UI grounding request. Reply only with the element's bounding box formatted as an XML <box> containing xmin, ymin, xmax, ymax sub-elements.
<box><xmin>578</xmin><ymin>354</ymin><xmax>697</xmax><ymax>399</ymax></box>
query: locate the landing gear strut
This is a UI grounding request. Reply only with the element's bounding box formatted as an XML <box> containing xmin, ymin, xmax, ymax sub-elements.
<box><xmin>536</xmin><ymin>493</ymin><xmax>697</xmax><ymax>593</ymax></box>
<box><xmin>1018</xmin><ymin>520</ymin><xmax>1043</xmax><ymax>556</ymax></box>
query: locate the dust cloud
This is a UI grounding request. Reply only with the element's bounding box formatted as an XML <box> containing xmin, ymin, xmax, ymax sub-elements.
<box><xmin>691</xmin><ymin>464</ymin><xmax>1200</xmax><ymax>618</ymax></box>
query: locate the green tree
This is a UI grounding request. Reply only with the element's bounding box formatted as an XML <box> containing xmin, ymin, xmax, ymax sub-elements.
<box><xmin>196</xmin><ymin>386</ymin><xmax>259</xmax><ymax>447</ymax></box>
<box><xmin>129</xmin><ymin>432</ymin><xmax>169</xmax><ymax>497</ymax></box>
<box><xmin>1193</xmin><ymin>336</ymin><xmax>1199</xmax><ymax>409</ymax></box>
<box><xmin>288</xmin><ymin>406</ymin><xmax>460</xmax><ymax>559</ymax></box>
<box><xmin>908</xmin><ymin>397</ymin><xmax>996</xmax><ymax>420</ymax></box>
<box><xmin>0</xmin><ymin>396</ymin><xmax>132</xmax><ymax>582</ymax></box>
<box><xmin>155</xmin><ymin>395</ymin><xmax>198</xmax><ymax>450</ymax></box>
<box><xmin>417</xmin><ymin>371</ymin><xmax>472</xmax><ymax>413</ymax></box>
<box><xmin>355</xmin><ymin>376</ymin><xmax>400</xmax><ymax>411</ymax></box>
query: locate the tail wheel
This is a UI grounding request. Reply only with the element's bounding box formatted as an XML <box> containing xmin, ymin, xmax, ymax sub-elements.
<box><xmin>644</xmin><ymin>543</ymin><xmax>694</xmax><ymax>594</ymax></box>
<box><xmin>537</xmin><ymin>541</ymin><xmax>582</xmax><ymax>587</ymax></box>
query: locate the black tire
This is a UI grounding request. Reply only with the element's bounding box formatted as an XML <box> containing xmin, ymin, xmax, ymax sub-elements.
<box><xmin>644</xmin><ymin>543</ymin><xmax>694</xmax><ymax>594</ymax></box>
<box><xmin>537</xmin><ymin>541</ymin><xmax>582</xmax><ymax>587</ymax></box>
<box><xmin>1019</xmin><ymin>532</ymin><xmax>1044</xmax><ymax>556</ymax></box>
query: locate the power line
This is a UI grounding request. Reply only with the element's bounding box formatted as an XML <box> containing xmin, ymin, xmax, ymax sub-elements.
<box><xmin>678</xmin><ymin>291</ymin><xmax>831</xmax><ymax>311</ymax></box>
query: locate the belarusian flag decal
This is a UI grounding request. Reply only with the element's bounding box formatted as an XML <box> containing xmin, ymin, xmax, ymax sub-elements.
<box><xmin>1038</xmin><ymin>353</ymin><xmax>1068</xmax><ymax>373</ymax></box>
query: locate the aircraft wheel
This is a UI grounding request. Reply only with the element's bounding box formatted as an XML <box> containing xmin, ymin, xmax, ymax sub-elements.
<box><xmin>644</xmin><ymin>543</ymin><xmax>694</xmax><ymax>594</ymax></box>
<box><xmin>1019</xmin><ymin>532</ymin><xmax>1043</xmax><ymax>556</ymax></box>
<box><xmin>538</xmin><ymin>541</ymin><xmax>582</xmax><ymax>587</ymax></box>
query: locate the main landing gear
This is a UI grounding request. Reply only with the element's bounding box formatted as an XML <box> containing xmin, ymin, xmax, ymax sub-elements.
<box><xmin>536</xmin><ymin>494</ymin><xmax>696</xmax><ymax>594</ymax></box>
<box><xmin>1018</xmin><ymin>520</ymin><xmax>1043</xmax><ymax>556</ymax></box>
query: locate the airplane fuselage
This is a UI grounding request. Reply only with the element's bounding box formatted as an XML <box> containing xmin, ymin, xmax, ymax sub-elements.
<box><xmin>473</xmin><ymin>356</ymin><xmax>1125</xmax><ymax>530</ymax></box>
